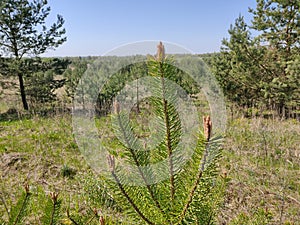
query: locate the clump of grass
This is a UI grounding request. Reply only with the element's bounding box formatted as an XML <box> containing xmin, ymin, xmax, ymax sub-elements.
<box><xmin>61</xmin><ymin>164</ymin><xmax>77</xmax><ymax>179</ymax></box>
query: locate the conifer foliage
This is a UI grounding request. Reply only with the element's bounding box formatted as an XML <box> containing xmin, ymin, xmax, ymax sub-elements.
<box><xmin>103</xmin><ymin>42</ymin><xmax>225</xmax><ymax>224</ymax></box>
<box><xmin>212</xmin><ymin>0</ymin><xmax>299</xmax><ymax>117</ymax></box>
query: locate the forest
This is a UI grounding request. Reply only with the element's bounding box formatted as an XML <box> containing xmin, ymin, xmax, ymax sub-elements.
<box><xmin>0</xmin><ymin>0</ymin><xmax>299</xmax><ymax>224</ymax></box>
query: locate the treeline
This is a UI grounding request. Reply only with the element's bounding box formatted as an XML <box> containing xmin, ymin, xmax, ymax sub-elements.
<box><xmin>1</xmin><ymin>50</ymin><xmax>299</xmax><ymax>119</ymax></box>
<box><xmin>210</xmin><ymin>0</ymin><xmax>299</xmax><ymax>118</ymax></box>
<box><xmin>1</xmin><ymin>0</ymin><xmax>299</xmax><ymax>119</ymax></box>
<box><xmin>63</xmin><ymin>55</ymin><xmax>202</xmax><ymax>116</ymax></box>
<box><xmin>0</xmin><ymin>55</ymin><xmax>201</xmax><ymax>115</ymax></box>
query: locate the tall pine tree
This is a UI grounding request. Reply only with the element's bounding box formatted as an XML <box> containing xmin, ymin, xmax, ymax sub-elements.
<box><xmin>249</xmin><ymin>0</ymin><xmax>300</xmax><ymax>116</ymax></box>
<box><xmin>212</xmin><ymin>0</ymin><xmax>299</xmax><ymax>117</ymax></box>
<box><xmin>0</xmin><ymin>0</ymin><xmax>66</xmax><ymax>110</ymax></box>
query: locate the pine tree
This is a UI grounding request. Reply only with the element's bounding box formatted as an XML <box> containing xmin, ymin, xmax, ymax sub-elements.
<box><xmin>101</xmin><ymin>42</ymin><xmax>225</xmax><ymax>224</ymax></box>
<box><xmin>212</xmin><ymin>0</ymin><xmax>299</xmax><ymax>117</ymax></box>
<box><xmin>212</xmin><ymin>15</ymin><xmax>266</xmax><ymax>111</ymax></box>
<box><xmin>249</xmin><ymin>0</ymin><xmax>300</xmax><ymax>116</ymax></box>
<box><xmin>0</xmin><ymin>0</ymin><xmax>66</xmax><ymax>110</ymax></box>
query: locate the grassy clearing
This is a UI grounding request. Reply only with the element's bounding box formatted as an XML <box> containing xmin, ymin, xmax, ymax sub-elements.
<box><xmin>0</xmin><ymin>115</ymin><xmax>92</xmax><ymax>223</ymax></box>
<box><xmin>219</xmin><ymin>118</ymin><xmax>300</xmax><ymax>225</ymax></box>
<box><xmin>0</xmin><ymin>113</ymin><xmax>299</xmax><ymax>224</ymax></box>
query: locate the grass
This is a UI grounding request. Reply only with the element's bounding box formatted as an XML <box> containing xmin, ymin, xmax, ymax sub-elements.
<box><xmin>0</xmin><ymin>113</ymin><xmax>299</xmax><ymax>224</ymax></box>
<box><xmin>0</xmin><ymin>115</ymin><xmax>92</xmax><ymax>223</ymax></box>
<box><xmin>219</xmin><ymin>117</ymin><xmax>300</xmax><ymax>225</ymax></box>
<box><xmin>0</xmin><ymin>102</ymin><xmax>9</xmax><ymax>113</ymax></box>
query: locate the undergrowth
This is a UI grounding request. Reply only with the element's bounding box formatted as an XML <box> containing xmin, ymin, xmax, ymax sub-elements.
<box><xmin>219</xmin><ymin>117</ymin><xmax>300</xmax><ymax>225</ymax></box>
<box><xmin>0</xmin><ymin>114</ymin><xmax>299</xmax><ymax>224</ymax></box>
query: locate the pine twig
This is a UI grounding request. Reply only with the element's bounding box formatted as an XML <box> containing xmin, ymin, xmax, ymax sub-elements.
<box><xmin>49</xmin><ymin>192</ymin><xmax>60</xmax><ymax>225</ymax></box>
<box><xmin>178</xmin><ymin>170</ymin><xmax>203</xmax><ymax>223</ymax></box>
<box><xmin>109</xmin><ymin>165</ymin><xmax>155</xmax><ymax>225</ymax></box>
<box><xmin>114</xmin><ymin>102</ymin><xmax>168</xmax><ymax>220</ymax></box>
<box><xmin>85</xmin><ymin>208</ymin><xmax>98</xmax><ymax>224</ymax></box>
<box><xmin>178</xmin><ymin>116</ymin><xmax>213</xmax><ymax>223</ymax></box>
<box><xmin>154</xmin><ymin>41</ymin><xmax>176</xmax><ymax>202</ymax></box>
<box><xmin>66</xmin><ymin>209</ymin><xmax>80</xmax><ymax>225</ymax></box>
<box><xmin>159</xmin><ymin>62</ymin><xmax>176</xmax><ymax>202</ymax></box>
<box><xmin>177</xmin><ymin>143</ymin><xmax>210</xmax><ymax>223</ymax></box>
<box><xmin>12</xmin><ymin>184</ymin><xmax>31</xmax><ymax>225</ymax></box>
<box><xmin>0</xmin><ymin>192</ymin><xmax>10</xmax><ymax>218</ymax></box>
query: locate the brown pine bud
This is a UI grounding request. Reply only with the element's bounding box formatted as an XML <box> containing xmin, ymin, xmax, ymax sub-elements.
<box><xmin>99</xmin><ymin>216</ymin><xmax>105</xmax><ymax>225</ymax></box>
<box><xmin>24</xmin><ymin>184</ymin><xmax>30</xmax><ymax>194</ymax></box>
<box><xmin>50</xmin><ymin>192</ymin><xmax>59</xmax><ymax>203</ymax></box>
<box><xmin>93</xmin><ymin>208</ymin><xmax>98</xmax><ymax>216</ymax></box>
<box><xmin>203</xmin><ymin>115</ymin><xmax>212</xmax><ymax>141</ymax></box>
<box><xmin>156</xmin><ymin>41</ymin><xmax>165</xmax><ymax>62</ymax></box>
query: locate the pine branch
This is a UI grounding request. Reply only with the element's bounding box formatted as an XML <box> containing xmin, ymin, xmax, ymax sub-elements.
<box><xmin>177</xmin><ymin>117</ymin><xmax>213</xmax><ymax>223</ymax></box>
<box><xmin>66</xmin><ymin>209</ymin><xmax>80</xmax><ymax>225</ymax></box>
<box><xmin>9</xmin><ymin>184</ymin><xmax>31</xmax><ymax>225</ymax></box>
<box><xmin>42</xmin><ymin>192</ymin><xmax>62</xmax><ymax>225</ymax></box>
<box><xmin>110</xmin><ymin>168</ymin><xmax>155</xmax><ymax>225</ymax></box>
<box><xmin>49</xmin><ymin>192</ymin><xmax>61</xmax><ymax>225</ymax></box>
<box><xmin>0</xmin><ymin>192</ymin><xmax>10</xmax><ymax>218</ymax></box>
<box><xmin>177</xmin><ymin>143</ymin><xmax>211</xmax><ymax>223</ymax></box>
<box><xmin>243</xmin><ymin>43</ymin><xmax>277</xmax><ymax>78</ymax></box>
<box><xmin>159</xmin><ymin>62</ymin><xmax>175</xmax><ymax>202</ymax></box>
<box><xmin>113</xmin><ymin>102</ymin><xmax>169</xmax><ymax>220</ymax></box>
<box><xmin>177</xmin><ymin>158</ymin><xmax>205</xmax><ymax>222</ymax></box>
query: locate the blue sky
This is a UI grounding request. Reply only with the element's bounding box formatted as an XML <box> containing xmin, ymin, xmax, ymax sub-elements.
<box><xmin>43</xmin><ymin>0</ymin><xmax>257</xmax><ymax>57</ymax></box>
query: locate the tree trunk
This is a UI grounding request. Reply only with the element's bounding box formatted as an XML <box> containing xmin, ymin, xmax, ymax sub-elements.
<box><xmin>18</xmin><ymin>72</ymin><xmax>29</xmax><ymax>110</ymax></box>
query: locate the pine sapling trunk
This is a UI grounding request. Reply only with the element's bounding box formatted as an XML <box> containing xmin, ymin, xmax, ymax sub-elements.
<box><xmin>17</xmin><ymin>71</ymin><xmax>29</xmax><ymax>110</ymax></box>
<box><xmin>157</xmin><ymin>41</ymin><xmax>175</xmax><ymax>202</ymax></box>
